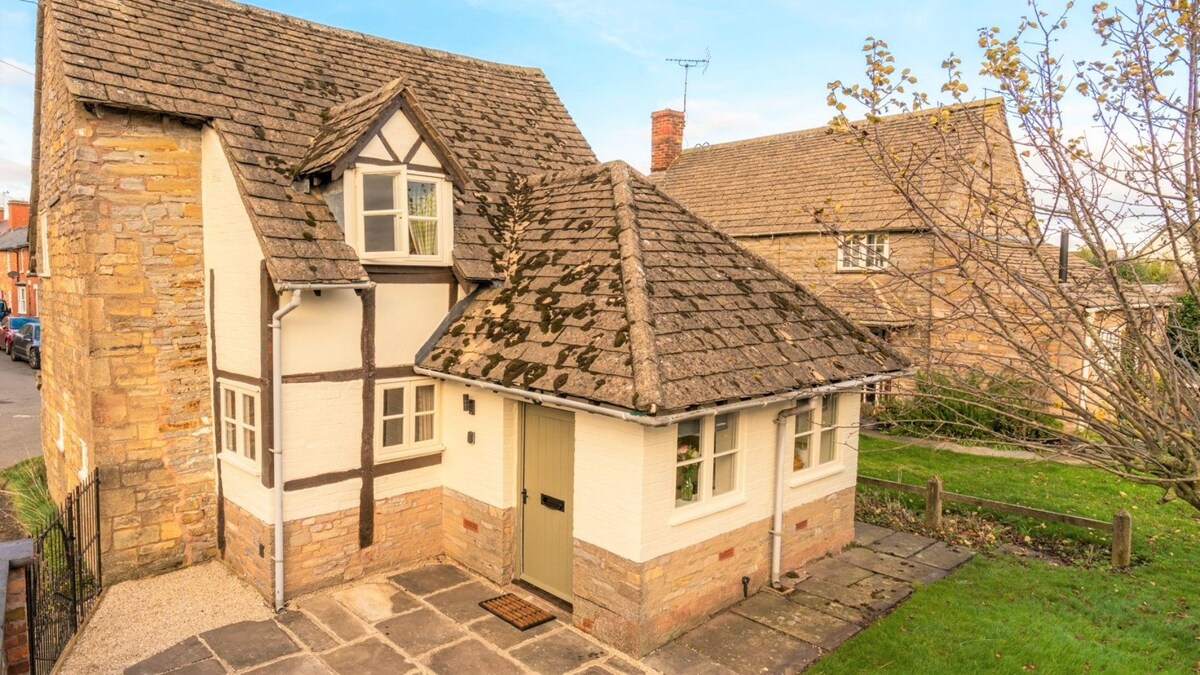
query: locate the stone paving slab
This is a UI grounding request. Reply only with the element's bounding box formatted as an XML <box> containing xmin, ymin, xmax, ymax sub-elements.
<box><xmin>169</xmin><ymin>660</ymin><xmax>227</xmax><ymax>675</ymax></box>
<box><xmin>837</xmin><ymin>547</ymin><xmax>948</xmax><ymax>584</ymax></box>
<box><xmin>681</xmin><ymin>612</ymin><xmax>821</xmax><ymax>674</ymax></box>
<box><xmin>125</xmin><ymin>636</ymin><xmax>214</xmax><ymax>675</ymax></box>
<box><xmin>731</xmin><ymin>593</ymin><xmax>859</xmax><ymax>650</ymax></box>
<box><xmin>852</xmin><ymin>521</ymin><xmax>893</xmax><ymax>546</ymax></box>
<box><xmin>469</xmin><ymin>613</ymin><xmax>559</xmax><ymax>650</ymax></box>
<box><xmin>333</xmin><ymin>582</ymin><xmax>418</xmax><ymax>623</ymax></box>
<box><xmin>376</xmin><ymin>607</ymin><xmax>467</xmax><ymax>656</ymax></box>
<box><xmin>869</xmin><ymin>531</ymin><xmax>937</xmax><ymax>558</ymax></box>
<box><xmin>389</xmin><ymin>563</ymin><xmax>472</xmax><ymax>596</ymax></box>
<box><xmin>643</xmin><ymin>642</ymin><xmax>739</xmax><ymax>675</ymax></box>
<box><xmin>276</xmin><ymin>610</ymin><xmax>338</xmax><ymax>652</ymax></box>
<box><xmin>423</xmin><ymin>638</ymin><xmax>524</xmax><ymax>674</ymax></box>
<box><xmin>295</xmin><ymin>594</ymin><xmax>369</xmax><ymax>642</ymax></box>
<box><xmin>509</xmin><ymin>628</ymin><xmax>608</xmax><ymax>674</ymax></box>
<box><xmin>243</xmin><ymin>654</ymin><xmax>330</xmax><ymax>674</ymax></box>
<box><xmin>803</xmin><ymin>556</ymin><xmax>875</xmax><ymax>586</ymax></box>
<box><xmin>786</xmin><ymin>589</ymin><xmax>868</xmax><ymax>625</ymax></box>
<box><xmin>910</xmin><ymin>541</ymin><xmax>975</xmax><ymax>570</ymax></box>
<box><xmin>320</xmin><ymin>637</ymin><xmax>413</xmax><ymax>674</ymax></box>
<box><xmin>424</xmin><ymin>580</ymin><xmax>496</xmax><ymax>623</ymax></box>
<box><xmin>199</xmin><ymin>620</ymin><xmax>299</xmax><ymax>670</ymax></box>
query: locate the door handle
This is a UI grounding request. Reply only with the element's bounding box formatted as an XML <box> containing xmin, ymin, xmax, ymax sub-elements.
<box><xmin>540</xmin><ymin>494</ymin><xmax>565</xmax><ymax>512</ymax></box>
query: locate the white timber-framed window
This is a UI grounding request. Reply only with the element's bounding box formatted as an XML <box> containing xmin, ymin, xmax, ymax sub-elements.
<box><xmin>350</xmin><ymin>165</ymin><xmax>453</xmax><ymax>265</ymax></box>
<box><xmin>674</xmin><ymin>412</ymin><xmax>743</xmax><ymax>509</ymax></box>
<box><xmin>219</xmin><ymin>379</ymin><xmax>261</xmax><ymax>474</ymax></box>
<box><xmin>791</xmin><ymin>394</ymin><xmax>842</xmax><ymax>483</ymax></box>
<box><xmin>38</xmin><ymin>213</ymin><xmax>51</xmax><ymax>277</ymax></box>
<box><xmin>16</xmin><ymin>286</ymin><xmax>26</xmax><ymax>315</ymax></box>
<box><xmin>376</xmin><ymin>378</ymin><xmax>442</xmax><ymax>461</ymax></box>
<box><xmin>837</xmin><ymin>233</ymin><xmax>889</xmax><ymax>271</ymax></box>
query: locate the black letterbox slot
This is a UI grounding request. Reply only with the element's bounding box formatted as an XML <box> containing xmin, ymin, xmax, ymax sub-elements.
<box><xmin>540</xmin><ymin>494</ymin><xmax>565</xmax><ymax>512</ymax></box>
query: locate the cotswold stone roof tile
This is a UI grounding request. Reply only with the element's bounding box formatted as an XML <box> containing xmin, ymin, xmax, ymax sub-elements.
<box><xmin>657</xmin><ymin>99</ymin><xmax>1013</xmax><ymax>237</ymax></box>
<box><xmin>419</xmin><ymin>161</ymin><xmax>908</xmax><ymax>415</ymax></box>
<box><xmin>50</xmin><ymin>0</ymin><xmax>595</xmax><ymax>286</ymax></box>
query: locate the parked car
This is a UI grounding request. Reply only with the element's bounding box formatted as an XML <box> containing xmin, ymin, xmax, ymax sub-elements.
<box><xmin>10</xmin><ymin>323</ymin><xmax>41</xmax><ymax>370</ymax></box>
<box><xmin>1</xmin><ymin>316</ymin><xmax>38</xmax><ymax>355</ymax></box>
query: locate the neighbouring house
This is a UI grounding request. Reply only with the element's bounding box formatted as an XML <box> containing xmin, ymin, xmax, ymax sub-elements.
<box><xmin>652</xmin><ymin>102</ymin><xmax>1167</xmax><ymax>407</ymax></box>
<box><xmin>31</xmin><ymin>0</ymin><xmax>908</xmax><ymax>656</ymax></box>
<box><xmin>1135</xmin><ymin>225</ymin><xmax>1196</xmax><ymax>272</ymax></box>
<box><xmin>0</xmin><ymin>199</ymin><xmax>37</xmax><ymax>318</ymax></box>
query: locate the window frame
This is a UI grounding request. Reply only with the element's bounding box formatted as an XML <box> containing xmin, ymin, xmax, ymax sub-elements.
<box><xmin>375</xmin><ymin>377</ymin><xmax>443</xmax><ymax>461</ymax></box>
<box><xmin>837</xmin><ymin>233</ymin><xmax>889</xmax><ymax>271</ymax></box>
<box><xmin>674</xmin><ymin>412</ymin><xmax>744</xmax><ymax>511</ymax></box>
<box><xmin>16</xmin><ymin>286</ymin><xmax>26</xmax><ymax>315</ymax></box>
<box><xmin>38</xmin><ymin>213</ymin><xmax>51</xmax><ymax>278</ymax></box>
<box><xmin>351</xmin><ymin>165</ymin><xmax>453</xmax><ymax>266</ymax></box>
<box><xmin>218</xmin><ymin>379</ymin><xmax>262</xmax><ymax>475</ymax></box>
<box><xmin>790</xmin><ymin>394</ymin><xmax>844</xmax><ymax>485</ymax></box>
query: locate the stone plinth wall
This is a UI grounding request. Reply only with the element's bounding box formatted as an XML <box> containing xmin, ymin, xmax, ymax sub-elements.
<box><xmin>573</xmin><ymin>486</ymin><xmax>855</xmax><ymax>656</ymax></box>
<box><xmin>223</xmin><ymin>487</ymin><xmax>444</xmax><ymax>601</ymax></box>
<box><xmin>442</xmin><ymin>488</ymin><xmax>514</xmax><ymax>585</ymax></box>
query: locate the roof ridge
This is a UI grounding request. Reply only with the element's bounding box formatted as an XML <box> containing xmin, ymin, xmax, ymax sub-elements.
<box><xmin>677</xmin><ymin>97</ymin><xmax>1005</xmax><ymax>157</ymax></box>
<box><xmin>609</xmin><ymin>162</ymin><xmax>666</xmax><ymax>412</ymax></box>
<box><xmin>191</xmin><ymin>0</ymin><xmax>547</xmax><ymax>77</ymax></box>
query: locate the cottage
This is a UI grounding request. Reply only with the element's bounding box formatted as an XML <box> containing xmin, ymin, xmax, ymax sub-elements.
<box><xmin>30</xmin><ymin>0</ymin><xmax>906</xmax><ymax>655</ymax></box>
<box><xmin>0</xmin><ymin>199</ymin><xmax>36</xmax><ymax>318</ymax></box>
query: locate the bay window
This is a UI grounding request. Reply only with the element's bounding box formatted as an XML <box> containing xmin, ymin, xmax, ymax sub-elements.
<box><xmin>376</xmin><ymin>378</ymin><xmax>441</xmax><ymax>460</ymax></box>
<box><xmin>675</xmin><ymin>413</ymin><xmax>742</xmax><ymax>507</ymax></box>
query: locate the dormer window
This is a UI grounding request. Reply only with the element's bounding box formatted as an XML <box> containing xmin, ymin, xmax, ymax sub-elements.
<box><xmin>353</xmin><ymin>165</ymin><xmax>452</xmax><ymax>264</ymax></box>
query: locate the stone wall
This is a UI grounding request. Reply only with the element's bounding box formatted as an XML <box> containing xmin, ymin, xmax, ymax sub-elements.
<box><xmin>223</xmin><ymin>487</ymin><xmax>444</xmax><ymax>601</ymax></box>
<box><xmin>573</xmin><ymin>486</ymin><xmax>855</xmax><ymax>656</ymax></box>
<box><xmin>36</xmin><ymin>15</ymin><xmax>217</xmax><ymax>583</ymax></box>
<box><xmin>442</xmin><ymin>488</ymin><xmax>514</xmax><ymax>585</ymax></box>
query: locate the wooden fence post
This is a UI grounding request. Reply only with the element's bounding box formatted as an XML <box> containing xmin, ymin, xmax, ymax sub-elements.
<box><xmin>1111</xmin><ymin>509</ymin><xmax>1132</xmax><ymax>568</ymax></box>
<box><xmin>925</xmin><ymin>476</ymin><xmax>943</xmax><ymax>530</ymax></box>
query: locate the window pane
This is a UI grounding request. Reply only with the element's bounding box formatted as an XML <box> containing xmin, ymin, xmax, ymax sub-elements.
<box><xmin>384</xmin><ymin>388</ymin><xmax>404</xmax><ymax>417</ymax></box>
<box><xmin>820</xmin><ymin>429</ymin><xmax>837</xmax><ymax>464</ymax></box>
<box><xmin>415</xmin><ymin>385</ymin><xmax>435</xmax><ymax>413</ymax></box>
<box><xmin>793</xmin><ymin>434</ymin><xmax>810</xmax><ymax>471</ymax></box>
<box><xmin>415</xmin><ymin>414</ymin><xmax>434</xmax><ymax>443</ymax></box>
<box><xmin>794</xmin><ymin>409</ymin><xmax>812</xmax><ymax>436</ymax></box>
<box><xmin>223</xmin><ymin>389</ymin><xmax>236</xmax><ymax>419</ymax></box>
<box><xmin>363</xmin><ymin>174</ymin><xmax>395</xmax><ymax>211</ymax></box>
<box><xmin>364</xmin><ymin>215</ymin><xmax>396</xmax><ymax>252</ymax></box>
<box><xmin>408</xmin><ymin>181</ymin><xmax>438</xmax><ymax>217</ymax></box>
<box><xmin>383</xmin><ymin>418</ymin><xmax>404</xmax><ymax>447</ymax></box>
<box><xmin>822</xmin><ymin>395</ymin><xmax>837</xmax><ymax>427</ymax></box>
<box><xmin>676</xmin><ymin>420</ymin><xmax>701</xmax><ymax>464</ymax></box>
<box><xmin>224</xmin><ymin>421</ymin><xmax>237</xmax><ymax>453</ymax></box>
<box><xmin>713</xmin><ymin>453</ymin><xmax>736</xmax><ymax>495</ymax></box>
<box><xmin>244</xmin><ymin>428</ymin><xmax>256</xmax><ymax>461</ymax></box>
<box><xmin>676</xmin><ymin>462</ymin><xmax>701</xmax><ymax>505</ymax></box>
<box><xmin>243</xmin><ymin>394</ymin><xmax>255</xmax><ymax>426</ymax></box>
<box><xmin>714</xmin><ymin>413</ymin><xmax>737</xmax><ymax>454</ymax></box>
<box><xmin>409</xmin><ymin>218</ymin><xmax>439</xmax><ymax>256</ymax></box>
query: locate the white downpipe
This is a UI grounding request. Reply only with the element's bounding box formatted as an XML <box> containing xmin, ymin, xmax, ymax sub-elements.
<box><xmin>771</xmin><ymin>415</ymin><xmax>789</xmax><ymax>588</ymax></box>
<box><xmin>270</xmin><ymin>290</ymin><xmax>304</xmax><ymax>612</ymax></box>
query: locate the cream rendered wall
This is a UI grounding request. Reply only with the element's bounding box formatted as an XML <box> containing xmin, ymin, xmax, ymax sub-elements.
<box><xmin>360</xmin><ymin>112</ymin><xmax>441</xmax><ymax>166</ymax></box>
<box><xmin>572</xmin><ymin>411</ymin><xmax>647</xmax><ymax>562</ymax></box>
<box><xmin>376</xmin><ymin>284</ymin><xmax>451</xmax><ymax>367</ymax></box>
<box><xmin>440</xmin><ymin>383</ymin><xmax>519</xmax><ymax>510</ymax></box>
<box><xmin>280</xmin><ymin>290</ymin><xmax>363</xmax><ymax>375</ymax></box>
<box><xmin>222</xmin><ymin>463</ymin><xmax>272</xmax><ymax>522</ymax></box>
<box><xmin>281</xmin><ymin>380</ymin><xmax>363</xmax><ymax>480</ymax></box>
<box><xmin>637</xmin><ymin>392</ymin><xmax>860</xmax><ymax>562</ymax></box>
<box><xmin>200</xmin><ymin>127</ymin><xmax>262</xmax><ymax>377</ymax></box>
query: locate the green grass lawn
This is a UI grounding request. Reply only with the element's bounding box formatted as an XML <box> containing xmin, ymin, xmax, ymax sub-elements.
<box><xmin>810</xmin><ymin>434</ymin><xmax>1200</xmax><ymax>674</ymax></box>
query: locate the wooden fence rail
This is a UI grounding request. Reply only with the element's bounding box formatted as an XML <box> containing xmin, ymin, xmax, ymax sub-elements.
<box><xmin>858</xmin><ymin>474</ymin><xmax>1133</xmax><ymax>568</ymax></box>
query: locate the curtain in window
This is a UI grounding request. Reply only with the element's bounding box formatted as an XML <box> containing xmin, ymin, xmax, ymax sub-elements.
<box><xmin>408</xmin><ymin>182</ymin><xmax>439</xmax><ymax>255</ymax></box>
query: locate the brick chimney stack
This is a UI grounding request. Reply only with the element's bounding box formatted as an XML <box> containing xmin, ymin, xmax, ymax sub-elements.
<box><xmin>650</xmin><ymin>109</ymin><xmax>685</xmax><ymax>173</ymax></box>
<box><xmin>3</xmin><ymin>200</ymin><xmax>30</xmax><ymax>228</ymax></box>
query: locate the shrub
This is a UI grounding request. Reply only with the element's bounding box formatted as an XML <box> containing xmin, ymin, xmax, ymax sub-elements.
<box><xmin>1</xmin><ymin>458</ymin><xmax>56</xmax><ymax>535</ymax></box>
<box><xmin>874</xmin><ymin>369</ymin><xmax>1062</xmax><ymax>443</ymax></box>
<box><xmin>1168</xmin><ymin>293</ymin><xmax>1200</xmax><ymax>368</ymax></box>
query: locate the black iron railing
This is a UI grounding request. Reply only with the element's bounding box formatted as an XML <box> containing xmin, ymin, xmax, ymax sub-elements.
<box><xmin>25</xmin><ymin>468</ymin><xmax>102</xmax><ymax>674</ymax></box>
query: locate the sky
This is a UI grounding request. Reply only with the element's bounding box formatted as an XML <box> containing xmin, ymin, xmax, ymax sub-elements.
<box><xmin>0</xmin><ymin>0</ymin><xmax>1057</xmax><ymax>205</ymax></box>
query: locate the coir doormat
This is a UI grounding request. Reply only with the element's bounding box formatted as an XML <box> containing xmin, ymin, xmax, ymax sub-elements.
<box><xmin>479</xmin><ymin>593</ymin><xmax>556</xmax><ymax>630</ymax></box>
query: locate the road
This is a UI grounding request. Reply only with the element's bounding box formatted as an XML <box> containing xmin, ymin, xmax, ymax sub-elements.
<box><xmin>0</xmin><ymin>352</ymin><xmax>41</xmax><ymax>469</ymax></box>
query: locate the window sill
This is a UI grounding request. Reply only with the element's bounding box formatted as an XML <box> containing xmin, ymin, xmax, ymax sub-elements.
<box><xmin>375</xmin><ymin>444</ymin><xmax>444</xmax><ymax>463</ymax></box>
<box><xmin>220</xmin><ymin>452</ymin><xmax>261</xmax><ymax>477</ymax></box>
<box><xmin>358</xmin><ymin>254</ymin><xmax>451</xmax><ymax>267</ymax></box>
<box><xmin>669</xmin><ymin>493</ymin><xmax>748</xmax><ymax>527</ymax></box>
<box><xmin>834</xmin><ymin>268</ymin><xmax>886</xmax><ymax>274</ymax></box>
<box><xmin>788</xmin><ymin>462</ymin><xmax>845</xmax><ymax>488</ymax></box>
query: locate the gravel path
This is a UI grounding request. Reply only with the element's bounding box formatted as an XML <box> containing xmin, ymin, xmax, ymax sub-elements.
<box><xmin>61</xmin><ymin>561</ymin><xmax>274</xmax><ymax>674</ymax></box>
